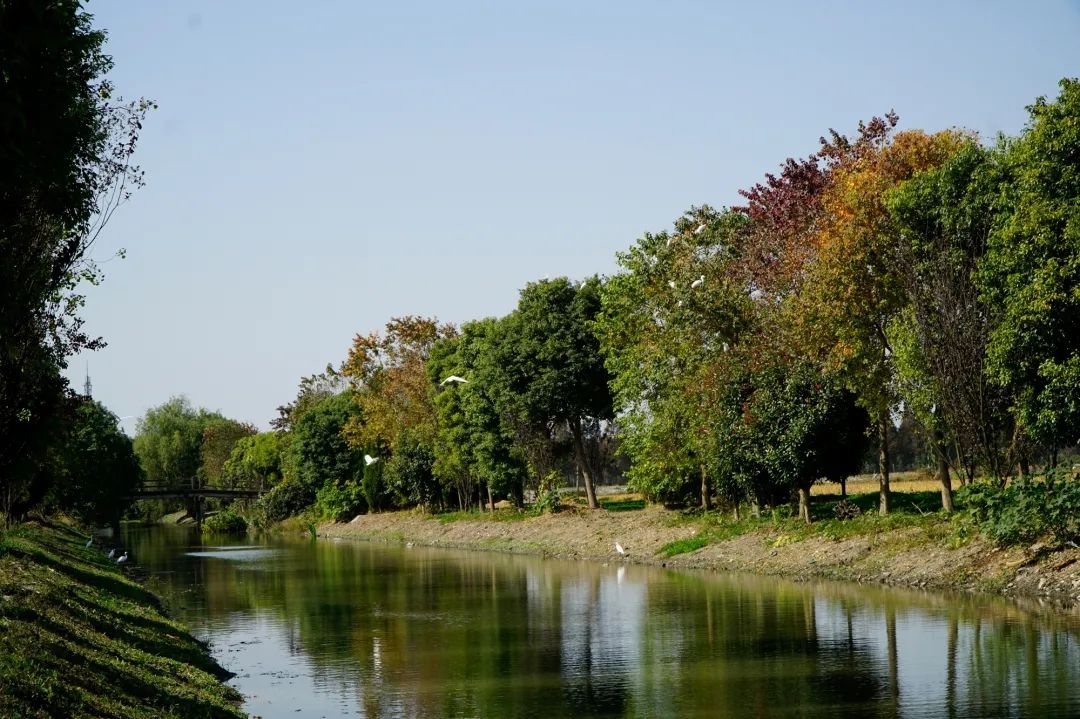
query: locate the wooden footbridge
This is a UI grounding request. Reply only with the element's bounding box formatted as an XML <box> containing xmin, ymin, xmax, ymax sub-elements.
<box><xmin>126</xmin><ymin>479</ymin><xmax>265</xmax><ymax>528</ymax></box>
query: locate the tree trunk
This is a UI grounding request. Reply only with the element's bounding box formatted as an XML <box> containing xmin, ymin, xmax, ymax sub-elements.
<box><xmin>487</xmin><ymin>483</ymin><xmax>494</xmax><ymax>513</ymax></box>
<box><xmin>570</xmin><ymin>418</ymin><xmax>599</xmax><ymax>509</ymax></box>
<box><xmin>935</xmin><ymin>424</ymin><xmax>954</xmax><ymax>513</ymax></box>
<box><xmin>840</xmin><ymin>476</ymin><xmax>847</xmax><ymax>499</ymax></box>
<box><xmin>700</xmin><ymin>464</ymin><xmax>712</xmax><ymax>510</ymax></box>
<box><xmin>878</xmin><ymin>418</ymin><xmax>891</xmax><ymax>516</ymax></box>
<box><xmin>798</xmin><ymin>486</ymin><xmax>812</xmax><ymax>524</ymax></box>
<box><xmin>733</xmin><ymin>503</ymin><xmax>741</xmax><ymax>521</ymax></box>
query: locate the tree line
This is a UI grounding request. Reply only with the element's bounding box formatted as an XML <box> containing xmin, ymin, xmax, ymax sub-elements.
<box><xmin>3</xmin><ymin>3</ymin><xmax>1078</xmax><ymax>529</ymax></box>
<box><xmin>131</xmin><ymin>78</ymin><xmax>1080</xmax><ymax>527</ymax></box>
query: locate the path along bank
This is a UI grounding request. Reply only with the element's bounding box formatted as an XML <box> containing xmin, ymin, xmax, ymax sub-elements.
<box><xmin>319</xmin><ymin>503</ymin><xmax>1080</xmax><ymax>614</ymax></box>
<box><xmin>0</xmin><ymin>520</ymin><xmax>244</xmax><ymax>719</ymax></box>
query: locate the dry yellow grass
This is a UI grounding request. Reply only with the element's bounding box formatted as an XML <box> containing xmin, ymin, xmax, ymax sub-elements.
<box><xmin>812</xmin><ymin>470</ymin><xmax>941</xmax><ymax>495</ymax></box>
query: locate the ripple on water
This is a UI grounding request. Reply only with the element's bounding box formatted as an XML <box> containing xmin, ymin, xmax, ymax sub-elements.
<box><xmin>185</xmin><ymin>548</ymin><xmax>282</xmax><ymax>561</ymax></box>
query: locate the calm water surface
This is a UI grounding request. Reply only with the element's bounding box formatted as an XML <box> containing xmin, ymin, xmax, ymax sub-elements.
<box><xmin>124</xmin><ymin>526</ymin><xmax>1080</xmax><ymax>719</ymax></box>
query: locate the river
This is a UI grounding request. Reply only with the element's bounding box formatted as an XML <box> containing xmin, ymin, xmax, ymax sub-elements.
<box><xmin>123</xmin><ymin>525</ymin><xmax>1080</xmax><ymax>718</ymax></box>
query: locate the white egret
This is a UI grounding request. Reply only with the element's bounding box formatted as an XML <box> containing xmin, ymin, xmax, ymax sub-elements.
<box><xmin>364</xmin><ymin>454</ymin><xmax>379</xmax><ymax>466</ymax></box>
<box><xmin>85</xmin><ymin>537</ymin><xmax>93</xmax><ymax>548</ymax></box>
<box><xmin>694</xmin><ymin>223</ymin><xmax>706</xmax><ymax>234</ymax></box>
<box><xmin>107</xmin><ymin>548</ymin><xmax>116</xmax><ymax>560</ymax></box>
<box><xmin>440</xmin><ymin>375</ymin><xmax>469</xmax><ymax>385</ymax></box>
<box><xmin>614</xmin><ymin>542</ymin><xmax>625</xmax><ymax>556</ymax></box>
<box><xmin>668</xmin><ymin>280</ymin><xmax>677</xmax><ymax>290</ymax></box>
<box><xmin>117</xmin><ymin>551</ymin><xmax>129</xmax><ymax>564</ymax></box>
<box><xmin>691</xmin><ymin>275</ymin><xmax>705</xmax><ymax>289</ymax></box>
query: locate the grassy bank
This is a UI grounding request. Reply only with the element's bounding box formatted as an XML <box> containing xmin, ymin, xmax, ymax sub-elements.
<box><xmin>320</xmin><ymin>481</ymin><xmax>1080</xmax><ymax>610</ymax></box>
<box><xmin>0</xmin><ymin>520</ymin><xmax>244</xmax><ymax>719</ymax></box>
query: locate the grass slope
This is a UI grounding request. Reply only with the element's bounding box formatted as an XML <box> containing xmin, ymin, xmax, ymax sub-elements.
<box><xmin>0</xmin><ymin>520</ymin><xmax>244</xmax><ymax>719</ymax></box>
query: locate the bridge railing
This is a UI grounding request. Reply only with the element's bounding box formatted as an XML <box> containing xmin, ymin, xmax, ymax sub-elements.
<box><xmin>135</xmin><ymin>477</ymin><xmax>267</xmax><ymax>494</ymax></box>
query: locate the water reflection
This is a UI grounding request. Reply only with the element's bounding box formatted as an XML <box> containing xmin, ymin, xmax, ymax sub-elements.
<box><xmin>125</xmin><ymin>526</ymin><xmax>1080</xmax><ymax>719</ymax></box>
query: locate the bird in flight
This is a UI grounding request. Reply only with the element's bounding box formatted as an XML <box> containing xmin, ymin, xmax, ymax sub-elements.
<box><xmin>440</xmin><ymin>375</ymin><xmax>469</xmax><ymax>385</ymax></box>
<box><xmin>364</xmin><ymin>454</ymin><xmax>379</xmax><ymax>466</ymax></box>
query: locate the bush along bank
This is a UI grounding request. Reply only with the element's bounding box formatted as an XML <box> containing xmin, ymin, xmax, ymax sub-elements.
<box><xmin>0</xmin><ymin>519</ymin><xmax>245</xmax><ymax>719</ymax></box>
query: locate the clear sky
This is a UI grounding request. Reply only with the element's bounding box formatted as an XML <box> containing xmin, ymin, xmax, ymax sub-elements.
<box><xmin>71</xmin><ymin>0</ymin><xmax>1080</xmax><ymax>433</ymax></box>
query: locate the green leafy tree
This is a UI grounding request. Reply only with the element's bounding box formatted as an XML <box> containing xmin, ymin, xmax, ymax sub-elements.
<box><xmin>887</xmin><ymin>140</ymin><xmax>1014</xmax><ymax>502</ymax></box>
<box><xmin>385</xmin><ymin>428</ymin><xmax>439</xmax><ymax>510</ymax></box>
<box><xmin>979</xmin><ymin>78</ymin><xmax>1080</xmax><ymax>455</ymax></box>
<box><xmin>490</xmin><ymin>277</ymin><xmax>613</xmax><ymax>509</ymax></box>
<box><xmin>288</xmin><ymin>390</ymin><xmax>364</xmax><ymax>496</ymax></box>
<box><xmin>50</xmin><ymin>398</ymin><xmax>142</xmax><ymax>526</ymax></box>
<box><xmin>0</xmin><ymin>1</ymin><xmax>151</xmax><ymax>517</ymax></box>
<box><xmin>429</xmin><ymin>319</ymin><xmax>528</xmax><ymax>510</ymax></box>
<box><xmin>598</xmin><ymin>207</ymin><xmax>749</xmax><ymax>508</ymax></box>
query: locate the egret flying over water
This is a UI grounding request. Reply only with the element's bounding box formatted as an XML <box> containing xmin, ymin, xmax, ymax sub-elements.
<box><xmin>364</xmin><ymin>454</ymin><xmax>379</xmax><ymax>466</ymax></box>
<box><xmin>440</xmin><ymin>375</ymin><xmax>469</xmax><ymax>385</ymax></box>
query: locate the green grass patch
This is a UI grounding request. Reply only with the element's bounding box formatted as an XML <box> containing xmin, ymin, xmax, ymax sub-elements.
<box><xmin>0</xmin><ymin>519</ymin><xmax>244</xmax><ymax>718</ymax></box>
<box><xmin>658</xmin><ymin>534</ymin><xmax>710</xmax><ymax>557</ymax></box>
<box><xmin>600</xmin><ymin>497</ymin><xmax>646</xmax><ymax>512</ymax></box>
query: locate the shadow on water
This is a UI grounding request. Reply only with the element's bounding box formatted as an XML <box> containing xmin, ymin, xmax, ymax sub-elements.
<box><xmin>125</xmin><ymin>525</ymin><xmax>1080</xmax><ymax>719</ymax></box>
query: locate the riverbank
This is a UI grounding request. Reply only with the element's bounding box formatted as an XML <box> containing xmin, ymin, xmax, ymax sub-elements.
<box><xmin>319</xmin><ymin>498</ymin><xmax>1080</xmax><ymax>611</ymax></box>
<box><xmin>0</xmin><ymin>519</ymin><xmax>245</xmax><ymax>718</ymax></box>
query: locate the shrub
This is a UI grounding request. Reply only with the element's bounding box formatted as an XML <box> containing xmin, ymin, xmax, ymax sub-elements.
<box><xmin>202</xmin><ymin>508</ymin><xmax>247</xmax><ymax>535</ymax></box>
<box><xmin>315</xmin><ymin>480</ymin><xmax>367</xmax><ymax>522</ymax></box>
<box><xmin>535</xmin><ymin>471</ymin><xmax>562</xmax><ymax>514</ymax></box>
<box><xmin>256</xmin><ymin>479</ymin><xmax>316</xmax><ymax>524</ymax></box>
<box><xmin>959</xmin><ymin>471</ymin><xmax>1080</xmax><ymax>546</ymax></box>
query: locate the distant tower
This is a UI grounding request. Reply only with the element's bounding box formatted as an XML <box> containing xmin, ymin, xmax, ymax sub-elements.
<box><xmin>83</xmin><ymin>364</ymin><xmax>92</xmax><ymax>397</ymax></box>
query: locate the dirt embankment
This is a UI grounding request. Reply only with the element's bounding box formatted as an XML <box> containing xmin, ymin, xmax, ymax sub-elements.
<box><xmin>319</xmin><ymin>505</ymin><xmax>1080</xmax><ymax>611</ymax></box>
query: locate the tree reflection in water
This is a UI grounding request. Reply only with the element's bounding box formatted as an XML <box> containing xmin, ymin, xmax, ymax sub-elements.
<box><xmin>128</xmin><ymin>527</ymin><xmax>1080</xmax><ymax>719</ymax></box>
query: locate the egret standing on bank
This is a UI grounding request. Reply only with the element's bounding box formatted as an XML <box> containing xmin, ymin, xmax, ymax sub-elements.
<box><xmin>615</xmin><ymin>542</ymin><xmax>626</xmax><ymax>556</ymax></box>
<box><xmin>117</xmin><ymin>551</ymin><xmax>129</xmax><ymax>564</ymax></box>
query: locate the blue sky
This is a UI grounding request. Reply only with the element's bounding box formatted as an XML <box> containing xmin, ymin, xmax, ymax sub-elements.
<box><xmin>72</xmin><ymin>0</ymin><xmax>1080</xmax><ymax>432</ymax></box>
